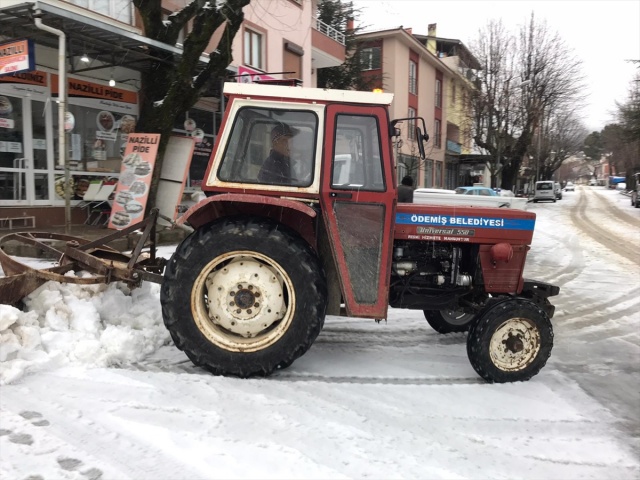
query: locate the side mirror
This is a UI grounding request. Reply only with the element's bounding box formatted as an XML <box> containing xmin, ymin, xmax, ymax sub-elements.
<box><xmin>389</xmin><ymin>120</ymin><xmax>401</xmax><ymax>137</ymax></box>
<box><xmin>416</xmin><ymin>127</ymin><xmax>429</xmax><ymax>159</ymax></box>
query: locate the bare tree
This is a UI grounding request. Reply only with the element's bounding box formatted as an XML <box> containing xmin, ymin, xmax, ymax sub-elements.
<box><xmin>468</xmin><ymin>20</ymin><xmax>519</xmax><ymax>187</ymax></box>
<box><xmin>616</xmin><ymin>70</ymin><xmax>640</xmax><ymax>187</ymax></box>
<box><xmin>539</xmin><ymin>108</ymin><xmax>588</xmax><ymax>180</ymax></box>
<box><xmin>505</xmin><ymin>14</ymin><xmax>585</xmax><ymax>187</ymax></box>
<box><xmin>468</xmin><ymin>14</ymin><xmax>586</xmax><ymax>190</ymax></box>
<box><xmin>132</xmin><ymin>0</ymin><xmax>251</xmax><ymax>211</ymax></box>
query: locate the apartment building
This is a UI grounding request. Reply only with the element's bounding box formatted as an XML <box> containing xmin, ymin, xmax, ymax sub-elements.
<box><xmin>0</xmin><ymin>0</ymin><xmax>345</xmax><ymax>226</ymax></box>
<box><xmin>356</xmin><ymin>24</ymin><xmax>479</xmax><ymax>189</ymax></box>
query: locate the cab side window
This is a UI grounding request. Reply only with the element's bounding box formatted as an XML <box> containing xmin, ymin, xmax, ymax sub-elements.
<box><xmin>331</xmin><ymin>115</ymin><xmax>385</xmax><ymax>191</ymax></box>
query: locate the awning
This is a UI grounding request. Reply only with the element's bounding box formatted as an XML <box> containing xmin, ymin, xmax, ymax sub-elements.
<box><xmin>0</xmin><ymin>0</ymin><xmax>210</xmax><ymax>75</ymax></box>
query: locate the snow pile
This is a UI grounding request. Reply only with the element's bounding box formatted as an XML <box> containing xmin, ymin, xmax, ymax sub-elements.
<box><xmin>0</xmin><ymin>279</ymin><xmax>169</xmax><ymax>385</ymax></box>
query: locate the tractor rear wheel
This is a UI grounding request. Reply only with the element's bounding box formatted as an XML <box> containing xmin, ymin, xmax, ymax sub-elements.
<box><xmin>423</xmin><ymin>308</ymin><xmax>475</xmax><ymax>333</ymax></box>
<box><xmin>467</xmin><ymin>298</ymin><xmax>553</xmax><ymax>383</ymax></box>
<box><xmin>161</xmin><ymin>216</ymin><xmax>327</xmax><ymax>377</ymax></box>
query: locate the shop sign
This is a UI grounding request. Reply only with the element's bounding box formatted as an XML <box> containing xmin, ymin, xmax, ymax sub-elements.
<box><xmin>51</xmin><ymin>75</ymin><xmax>137</xmax><ymax>103</ymax></box>
<box><xmin>108</xmin><ymin>134</ymin><xmax>160</xmax><ymax>230</ymax></box>
<box><xmin>0</xmin><ymin>70</ymin><xmax>48</xmax><ymax>97</ymax></box>
<box><xmin>0</xmin><ymin>141</ymin><xmax>22</xmax><ymax>153</ymax></box>
<box><xmin>0</xmin><ymin>69</ymin><xmax>47</xmax><ymax>86</ymax></box>
<box><xmin>237</xmin><ymin>65</ymin><xmax>276</xmax><ymax>84</ymax></box>
<box><xmin>0</xmin><ymin>39</ymin><xmax>35</xmax><ymax>77</ymax></box>
<box><xmin>0</xmin><ymin>117</ymin><xmax>15</xmax><ymax>129</ymax></box>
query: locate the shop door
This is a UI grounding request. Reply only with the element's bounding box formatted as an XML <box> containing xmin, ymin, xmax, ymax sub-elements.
<box><xmin>0</xmin><ymin>95</ymin><xmax>51</xmax><ymax>205</ymax></box>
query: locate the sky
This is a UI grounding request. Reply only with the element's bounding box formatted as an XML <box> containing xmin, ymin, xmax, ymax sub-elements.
<box><xmin>351</xmin><ymin>0</ymin><xmax>640</xmax><ymax>132</ymax></box>
<box><xmin>1</xmin><ymin>187</ymin><xmax>639</xmax><ymax>479</ymax></box>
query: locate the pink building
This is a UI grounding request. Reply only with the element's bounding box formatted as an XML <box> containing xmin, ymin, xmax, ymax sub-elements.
<box><xmin>356</xmin><ymin>25</ymin><xmax>479</xmax><ymax>189</ymax></box>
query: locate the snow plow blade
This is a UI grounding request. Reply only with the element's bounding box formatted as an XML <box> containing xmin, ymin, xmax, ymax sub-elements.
<box><xmin>0</xmin><ymin>209</ymin><xmax>165</xmax><ymax>305</ymax></box>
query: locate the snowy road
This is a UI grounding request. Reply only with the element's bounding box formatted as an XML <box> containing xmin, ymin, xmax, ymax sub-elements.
<box><xmin>524</xmin><ymin>186</ymin><xmax>640</xmax><ymax>443</ymax></box>
<box><xmin>1</xmin><ymin>186</ymin><xmax>639</xmax><ymax>479</ymax></box>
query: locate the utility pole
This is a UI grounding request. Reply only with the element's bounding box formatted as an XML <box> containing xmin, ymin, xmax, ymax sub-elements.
<box><xmin>536</xmin><ymin>127</ymin><xmax>541</xmax><ymax>181</ymax></box>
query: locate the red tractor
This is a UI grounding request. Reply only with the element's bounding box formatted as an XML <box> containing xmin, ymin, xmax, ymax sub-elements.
<box><xmin>161</xmin><ymin>83</ymin><xmax>559</xmax><ymax>383</ymax></box>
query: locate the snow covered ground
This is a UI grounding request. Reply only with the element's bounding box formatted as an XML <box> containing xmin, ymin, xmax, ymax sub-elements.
<box><xmin>1</xmin><ymin>186</ymin><xmax>638</xmax><ymax>479</ymax></box>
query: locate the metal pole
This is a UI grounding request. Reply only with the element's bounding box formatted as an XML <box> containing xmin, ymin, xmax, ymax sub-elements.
<box><xmin>34</xmin><ymin>7</ymin><xmax>69</xmax><ymax>233</ymax></box>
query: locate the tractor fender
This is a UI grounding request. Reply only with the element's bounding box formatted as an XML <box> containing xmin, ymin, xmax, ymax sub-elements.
<box><xmin>177</xmin><ymin>193</ymin><xmax>319</xmax><ymax>249</ymax></box>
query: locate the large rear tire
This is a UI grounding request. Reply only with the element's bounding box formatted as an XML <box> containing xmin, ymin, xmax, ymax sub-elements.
<box><xmin>423</xmin><ymin>308</ymin><xmax>475</xmax><ymax>334</ymax></box>
<box><xmin>467</xmin><ymin>298</ymin><xmax>553</xmax><ymax>383</ymax></box>
<box><xmin>161</xmin><ymin>216</ymin><xmax>327</xmax><ymax>377</ymax></box>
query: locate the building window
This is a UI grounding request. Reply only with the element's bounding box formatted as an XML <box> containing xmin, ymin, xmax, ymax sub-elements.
<box><xmin>66</xmin><ymin>0</ymin><xmax>132</xmax><ymax>24</ymax></box>
<box><xmin>283</xmin><ymin>42</ymin><xmax>303</xmax><ymax>80</ymax></box>
<box><xmin>360</xmin><ymin>47</ymin><xmax>381</xmax><ymax>70</ymax></box>
<box><xmin>244</xmin><ymin>29</ymin><xmax>263</xmax><ymax>70</ymax></box>
<box><xmin>435</xmin><ymin>79</ymin><xmax>442</xmax><ymax>108</ymax></box>
<box><xmin>409</xmin><ymin>60</ymin><xmax>417</xmax><ymax>95</ymax></box>
<box><xmin>408</xmin><ymin>107</ymin><xmax>416</xmax><ymax>140</ymax></box>
<box><xmin>434</xmin><ymin>119</ymin><xmax>441</xmax><ymax>148</ymax></box>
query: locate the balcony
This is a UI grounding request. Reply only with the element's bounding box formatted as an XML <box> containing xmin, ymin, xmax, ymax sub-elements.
<box><xmin>446</xmin><ymin>139</ymin><xmax>462</xmax><ymax>154</ymax></box>
<box><xmin>311</xmin><ymin>17</ymin><xmax>346</xmax><ymax>69</ymax></box>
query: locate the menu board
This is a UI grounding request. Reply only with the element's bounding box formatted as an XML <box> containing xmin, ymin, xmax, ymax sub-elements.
<box><xmin>108</xmin><ymin>133</ymin><xmax>160</xmax><ymax>230</ymax></box>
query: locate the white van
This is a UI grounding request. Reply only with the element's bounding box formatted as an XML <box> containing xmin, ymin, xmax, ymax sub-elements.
<box><xmin>533</xmin><ymin>181</ymin><xmax>556</xmax><ymax>203</ymax></box>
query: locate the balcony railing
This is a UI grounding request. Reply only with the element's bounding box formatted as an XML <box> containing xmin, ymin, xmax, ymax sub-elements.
<box><xmin>446</xmin><ymin>139</ymin><xmax>462</xmax><ymax>154</ymax></box>
<box><xmin>313</xmin><ymin>17</ymin><xmax>346</xmax><ymax>45</ymax></box>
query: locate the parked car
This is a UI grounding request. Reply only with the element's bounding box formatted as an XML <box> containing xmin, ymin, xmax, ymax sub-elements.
<box><xmin>564</xmin><ymin>182</ymin><xmax>575</xmax><ymax>192</ymax></box>
<box><xmin>414</xmin><ymin>188</ymin><xmax>456</xmax><ymax>195</ymax></box>
<box><xmin>533</xmin><ymin>180</ymin><xmax>556</xmax><ymax>203</ymax></box>
<box><xmin>493</xmin><ymin>188</ymin><xmax>515</xmax><ymax>197</ymax></box>
<box><xmin>588</xmin><ymin>178</ymin><xmax>597</xmax><ymax>186</ymax></box>
<box><xmin>454</xmin><ymin>186</ymin><xmax>498</xmax><ymax>196</ymax></box>
<box><xmin>554</xmin><ymin>182</ymin><xmax>563</xmax><ymax>200</ymax></box>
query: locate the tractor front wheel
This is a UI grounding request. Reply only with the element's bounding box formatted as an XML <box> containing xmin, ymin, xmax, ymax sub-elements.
<box><xmin>467</xmin><ymin>298</ymin><xmax>553</xmax><ymax>383</ymax></box>
<box><xmin>161</xmin><ymin>217</ymin><xmax>327</xmax><ymax>377</ymax></box>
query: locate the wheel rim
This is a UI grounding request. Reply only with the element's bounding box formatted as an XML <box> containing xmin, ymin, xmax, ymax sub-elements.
<box><xmin>489</xmin><ymin>317</ymin><xmax>541</xmax><ymax>371</ymax></box>
<box><xmin>440</xmin><ymin>309</ymin><xmax>475</xmax><ymax>326</ymax></box>
<box><xmin>191</xmin><ymin>251</ymin><xmax>295</xmax><ymax>353</ymax></box>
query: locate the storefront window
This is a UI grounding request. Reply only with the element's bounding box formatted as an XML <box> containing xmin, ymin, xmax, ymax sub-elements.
<box><xmin>0</xmin><ymin>95</ymin><xmax>26</xmax><ymax>201</ymax></box>
<box><xmin>32</xmin><ymin>100</ymin><xmax>48</xmax><ymax>170</ymax></box>
<box><xmin>52</xmin><ymin>103</ymin><xmax>135</xmax><ymax>173</ymax></box>
<box><xmin>0</xmin><ymin>95</ymin><xmax>24</xmax><ymax>170</ymax></box>
<box><xmin>34</xmin><ymin>173</ymin><xmax>49</xmax><ymax>200</ymax></box>
<box><xmin>52</xmin><ymin>102</ymin><xmax>136</xmax><ymax>201</ymax></box>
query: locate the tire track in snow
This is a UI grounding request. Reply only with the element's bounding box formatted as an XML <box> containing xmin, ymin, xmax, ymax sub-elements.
<box><xmin>531</xmin><ymin>229</ymin><xmax>585</xmax><ymax>286</ymax></box>
<box><xmin>570</xmin><ymin>189</ymin><xmax>639</xmax><ymax>265</ymax></box>
<box><xmin>589</xmin><ymin>189</ymin><xmax>640</xmax><ymax>229</ymax></box>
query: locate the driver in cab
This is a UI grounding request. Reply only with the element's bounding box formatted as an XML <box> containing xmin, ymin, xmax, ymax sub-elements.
<box><xmin>258</xmin><ymin>123</ymin><xmax>299</xmax><ymax>185</ymax></box>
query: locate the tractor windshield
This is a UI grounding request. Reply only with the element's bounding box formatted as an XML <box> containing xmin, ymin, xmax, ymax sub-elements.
<box><xmin>217</xmin><ymin>107</ymin><xmax>318</xmax><ymax>187</ymax></box>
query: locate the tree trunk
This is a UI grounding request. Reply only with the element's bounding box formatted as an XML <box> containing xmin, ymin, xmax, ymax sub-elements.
<box><xmin>500</xmin><ymin>158</ymin><xmax>520</xmax><ymax>190</ymax></box>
